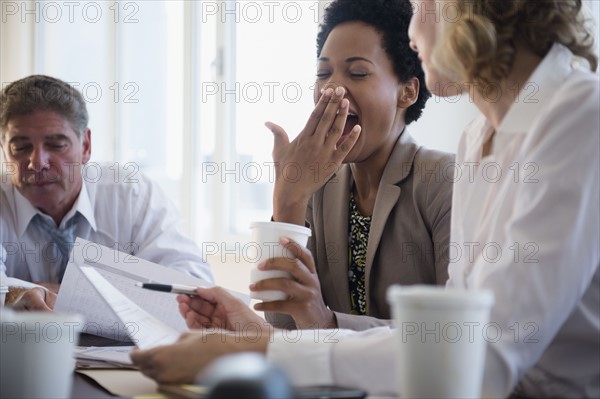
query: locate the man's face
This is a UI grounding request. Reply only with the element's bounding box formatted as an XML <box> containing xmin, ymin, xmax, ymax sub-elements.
<box><xmin>1</xmin><ymin>110</ymin><xmax>91</xmax><ymax>223</ymax></box>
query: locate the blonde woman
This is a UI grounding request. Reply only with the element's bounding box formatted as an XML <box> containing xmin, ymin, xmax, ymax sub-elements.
<box><xmin>132</xmin><ymin>1</ymin><xmax>599</xmax><ymax>397</ymax></box>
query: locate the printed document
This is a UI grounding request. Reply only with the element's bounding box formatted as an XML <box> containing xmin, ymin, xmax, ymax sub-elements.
<box><xmin>55</xmin><ymin>238</ymin><xmax>217</xmax><ymax>341</ymax></box>
<box><xmin>79</xmin><ymin>266</ymin><xmax>180</xmax><ymax>349</ymax></box>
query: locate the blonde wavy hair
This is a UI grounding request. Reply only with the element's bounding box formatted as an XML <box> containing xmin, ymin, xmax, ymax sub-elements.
<box><xmin>432</xmin><ymin>0</ymin><xmax>598</xmax><ymax>88</ymax></box>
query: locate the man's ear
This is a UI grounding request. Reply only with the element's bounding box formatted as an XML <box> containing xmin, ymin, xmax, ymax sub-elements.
<box><xmin>81</xmin><ymin>129</ymin><xmax>92</xmax><ymax>164</ymax></box>
<box><xmin>398</xmin><ymin>77</ymin><xmax>419</xmax><ymax>108</ymax></box>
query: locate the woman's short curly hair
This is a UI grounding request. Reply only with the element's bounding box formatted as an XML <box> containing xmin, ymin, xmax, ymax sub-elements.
<box><xmin>433</xmin><ymin>0</ymin><xmax>598</xmax><ymax>89</ymax></box>
<box><xmin>316</xmin><ymin>0</ymin><xmax>430</xmax><ymax>125</ymax></box>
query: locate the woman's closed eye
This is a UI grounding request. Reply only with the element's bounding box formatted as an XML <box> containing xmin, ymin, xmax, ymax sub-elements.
<box><xmin>316</xmin><ymin>71</ymin><xmax>331</xmax><ymax>79</ymax></box>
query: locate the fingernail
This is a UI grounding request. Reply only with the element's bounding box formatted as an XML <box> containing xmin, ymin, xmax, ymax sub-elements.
<box><xmin>335</xmin><ymin>86</ymin><xmax>344</xmax><ymax>96</ymax></box>
<box><xmin>249</xmin><ymin>283</ymin><xmax>257</xmax><ymax>290</ymax></box>
<box><xmin>320</xmin><ymin>88</ymin><xmax>325</xmax><ymax>94</ymax></box>
<box><xmin>324</xmin><ymin>88</ymin><xmax>333</xmax><ymax>97</ymax></box>
<box><xmin>257</xmin><ymin>261</ymin><xmax>267</xmax><ymax>270</ymax></box>
<box><xmin>341</xmin><ymin>98</ymin><xmax>349</xmax><ymax>109</ymax></box>
<box><xmin>280</xmin><ymin>236</ymin><xmax>290</xmax><ymax>245</ymax></box>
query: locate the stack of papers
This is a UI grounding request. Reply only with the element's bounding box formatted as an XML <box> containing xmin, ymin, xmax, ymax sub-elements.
<box><xmin>75</xmin><ymin>346</ymin><xmax>135</xmax><ymax>369</ymax></box>
<box><xmin>55</xmin><ymin>238</ymin><xmax>250</xmax><ymax>399</ymax></box>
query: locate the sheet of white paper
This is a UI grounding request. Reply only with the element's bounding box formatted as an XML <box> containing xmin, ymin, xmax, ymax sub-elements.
<box><xmin>80</xmin><ymin>266</ymin><xmax>180</xmax><ymax>349</ymax></box>
<box><xmin>55</xmin><ymin>238</ymin><xmax>247</xmax><ymax>341</ymax></box>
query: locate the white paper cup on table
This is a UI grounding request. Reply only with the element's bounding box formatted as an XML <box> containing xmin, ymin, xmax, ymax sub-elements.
<box><xmin>0</xmin><ymin>308</ymin><xmax>83</xmax><ymax>399</ymax></box>
<box><xmin>0</xmin><ymin>286</ymin><xmax>7</xmax><ymax>307</ymax></box>
<box><xmin>0</xmin><ymin>275</ymin><xmax>7</xmax><ymax>307</ymax></box>
<box><xmin>249</xmin><ymin>221</ymin><xmax>311</xmax><ymax>302</ymax></box>
<box><xmin>387</xmin><ymin>285</ymin><xmax>494</xmax><ymax>399</ymax></box>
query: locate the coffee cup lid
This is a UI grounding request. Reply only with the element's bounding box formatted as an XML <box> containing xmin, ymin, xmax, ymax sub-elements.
<box><xmin>249</xmin><ymin>221</ymin><xmax>311</xmax><ymax>237</ymax></box>
<box><xmin>0</xmin><ymin>307</ymin><xmax>84</xmax><ymax>325</ymax></box>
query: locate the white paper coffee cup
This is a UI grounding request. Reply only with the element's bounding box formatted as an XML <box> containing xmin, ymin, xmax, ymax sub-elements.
<box><xmin>0</xmin><ymin>286</ymin><xmax>7</xmax><ymax>307</ymax></box>
<box><xmin>0</xmin><ymin>309</ymin><xmax>84</xmax><ymax>398</ymax></box>
<box><xmin>387</xmin><ymin>285</ymin><xmax>494</xmax><ymax>398</ymax></box>
<box><xmin>0</xmin><ymin>275</ymin><xmax>7</xmax><ymax>307</ymax></box>
<box><xmin>249</xmin><ymin>221</ymin><xmax>311</xmax><ymax>301</ymax></box>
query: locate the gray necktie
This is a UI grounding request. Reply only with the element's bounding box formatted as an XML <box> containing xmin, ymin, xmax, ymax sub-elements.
<box><xmin>33</xmin><ymin>213</ymin><xmax>80</xmax><ymax>282</ymax></box>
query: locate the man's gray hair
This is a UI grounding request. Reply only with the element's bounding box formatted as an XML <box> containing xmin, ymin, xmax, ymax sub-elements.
<box><xmin>0</xmin><ymin>75</ymin><xmax>89</xmax><ymax>142</ymax></box>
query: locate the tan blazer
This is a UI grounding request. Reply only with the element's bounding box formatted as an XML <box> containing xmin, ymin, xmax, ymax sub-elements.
<box><xmin>267</xmin><ymin>131</ymin><xmax>454</xmax><ymax>330</ymax></box>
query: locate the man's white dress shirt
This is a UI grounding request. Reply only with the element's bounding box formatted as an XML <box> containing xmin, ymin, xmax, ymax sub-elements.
<box><xmin>1</xmin><ymin>163</ymin><xmax>213</xmax><ymax>285</ymax></box>
<box><xmin>267</xmin><ymin>44</ymin><xmax>600</xmax><ymax>398</ymax></box>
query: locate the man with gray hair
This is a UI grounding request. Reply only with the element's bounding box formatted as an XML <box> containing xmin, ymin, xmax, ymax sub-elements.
<box><xmin>1</xmin><ymin>75</ymin><xmax>213</xmax><ymax>310</ymax></box>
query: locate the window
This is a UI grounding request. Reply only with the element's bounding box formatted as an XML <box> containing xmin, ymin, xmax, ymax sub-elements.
<box><xmin>194</xmin><ymin>1</ymin><xmax>320</xmax><ymax>246</ymax></box>
<box><xmin>1</xmin><ymin>0</ymin><xmax>321</xmax><ymax>249</ymax></box>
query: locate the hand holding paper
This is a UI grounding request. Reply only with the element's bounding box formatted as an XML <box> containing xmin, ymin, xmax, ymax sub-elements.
<box><xmin>178</xmin><ymin>286</ymin><xmax>265</xmax><ymax>331</ymax></box>
<box><xmin>55</xmin><ymin>238</ymin><xmax>248</xmax><ymax>341</ymax></box>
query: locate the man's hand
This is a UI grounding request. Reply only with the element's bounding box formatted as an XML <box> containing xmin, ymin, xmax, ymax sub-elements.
<box><xmin>252</xmin><ymin>237</ymin><xmax>337</xmax><ymax>329</ymax></box>
<box><xmin>131</xmin><ymin>330</ymin><xmax>269</xmax><ymax>384</ymax></box>
<box><xmin>178</xmin><ymin>286</ymin><xmax>265</xmax><ymax>331</ymax></box>
<box><xmin>8</xmin><ymin>287</ymin><xmax>56</xmax><ymax>311</ymax></box>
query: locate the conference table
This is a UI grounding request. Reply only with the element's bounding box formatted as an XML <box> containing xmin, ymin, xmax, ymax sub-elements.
<box><xmin>72</xmin><ymin>333</ymin><xmax>133</xmax><ymax>398</ymax></box>
<box><xmin>72</xmin><ymin>373</ymin><xmax>117</xmax><ymax>398</ymax></box>
<box><xmin>72</xmin><ymin>334</ymin><xmax>370</xmax><ymax>399</ymax></box>
<box><xmin>71</xmin><ymin>372</ymin><xmax>373</xmax><ymax>399</ymax></box>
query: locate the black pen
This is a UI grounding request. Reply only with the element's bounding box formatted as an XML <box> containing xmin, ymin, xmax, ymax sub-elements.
<box><xmin>135</xmin><ymin>282</ymin><xmax>198</xmax><ymax>296</ymax></box>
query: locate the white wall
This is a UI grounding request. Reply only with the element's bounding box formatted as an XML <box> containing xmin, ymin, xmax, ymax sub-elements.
<box><xmin>410</xmin><ymin>95</ymin><xmax>478</xmax><ymax>153</ymax></box>
<box><xmin>586</xmin><ymin>0</ymin><xmax>600</xmax><ymax>57</ymax></box>
<box><xmin>0</xmin><ymin>1</ymin><xmax>34</xmax><ymax>84</ymax></box>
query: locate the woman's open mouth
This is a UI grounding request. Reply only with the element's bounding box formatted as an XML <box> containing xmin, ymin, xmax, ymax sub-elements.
<box><xmin>343</xmin><ymin>113</ymin><xmax>359</xmax><ymax>137</ymax></box>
